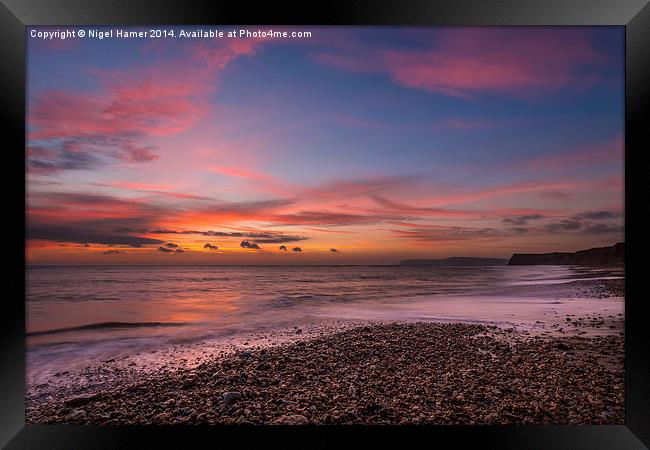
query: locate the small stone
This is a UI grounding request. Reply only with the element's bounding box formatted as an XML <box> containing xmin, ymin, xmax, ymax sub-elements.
<box><xmin>64</xmin><ymin>393</ymin><xmax>98</xmax><ymax>407</ymax></box>
<box><xmin>223</xmin><ymin>391</ymin><xmax>242</xmax><ymax>405</ymax></box>
<box><xmin>271</xmin><ymin>414</ymin><xmax>309</xmax><ymax>425</ymax></box>
<box><xmin>64</xmin><ymin>409</ymin><xmax>87</xmax><ymax>422</ymax></box>
<box><xmin>153</xmin><ymin>412</ymin><xmax>171</xmax><ymax>423</ymax></box>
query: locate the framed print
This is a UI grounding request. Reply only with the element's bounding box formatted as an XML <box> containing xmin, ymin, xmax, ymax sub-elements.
<box><xmin>1</xmin><ymin>0</ymin><xmax>648</xmax><ymax>448</ymax></box>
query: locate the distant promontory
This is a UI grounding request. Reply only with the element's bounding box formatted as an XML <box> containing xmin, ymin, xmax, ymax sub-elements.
<box><xmin>508</xmin><ymin>242</ymin><xmax>624</xmax><ymax>266</ymax></box>
<box><xmin>399</xmin><ymin>257</ymin><xmax>509</xmax><ymax>266</ymax></box>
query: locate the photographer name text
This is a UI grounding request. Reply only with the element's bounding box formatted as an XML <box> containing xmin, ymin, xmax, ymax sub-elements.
<box><xmin>29</xmin><ymin>28</ymin><xmax>313</xmax><ymax>41</ymax></box>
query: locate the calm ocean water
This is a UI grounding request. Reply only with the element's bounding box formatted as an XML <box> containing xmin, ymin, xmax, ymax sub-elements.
<box><xmin>26</xmin><ymin>265</ymin><xmax>623</xmax><ymax>381</ymax></box>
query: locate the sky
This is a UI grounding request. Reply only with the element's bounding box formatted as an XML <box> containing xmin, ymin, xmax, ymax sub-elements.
<box><xmin>26</xmin><ymin>26</ymin><xmax>624</xmax><ymax>264</ymax></box>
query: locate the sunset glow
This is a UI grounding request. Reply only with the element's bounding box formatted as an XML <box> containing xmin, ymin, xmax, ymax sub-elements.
<box><xmin>26</xmin><ymin>27</ymin><xmax>624</xmax><ymax>264</ymax></box>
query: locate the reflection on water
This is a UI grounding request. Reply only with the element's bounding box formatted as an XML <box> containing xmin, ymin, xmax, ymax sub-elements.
<box><xmin>26</xmin><ymin>265</ymin><xmax>623</xmax><ymax>378</ymax></box>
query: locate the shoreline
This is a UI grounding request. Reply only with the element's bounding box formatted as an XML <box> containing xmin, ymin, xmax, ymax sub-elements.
<box><xmin>26</xmin><ymin>268</ymin><xmax>624</xmax><ymax>390</ymax></box>
<box><xmin>27</xmin><ymin>316</ymin><xmax>624</xmax><ymax>425</ymax></box>
<box><xmin>26</xmin><ymin>275</ymin><xmax>625</xmax><ymax>425</ymax></box>
<box><xmin>26</xmin><ymin>297</ymin><xmax>623</xmax><ymax>405</ymax></box>
<box><xmin>26</xmin><ymin>319</ymin><xmax>385</xmax><ymax>407</ymax></box>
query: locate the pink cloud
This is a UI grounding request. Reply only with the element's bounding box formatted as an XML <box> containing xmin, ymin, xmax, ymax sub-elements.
<box><xmin>35</xmin><ymin>36</ymin><xmax>81</xmax><ymax>52</ymax></box>
<box><xmin>417</xmin><ymin>180</ymin><xmax>593</xmax><ymax>208</ymax></box>
<box><xmin>28</xmin><ymin>192</ymin><xmax>155</xmax><ymax>223</ymax></box>
<box><xmin>387</xmin><ymin>224</ymin><xmax>505</xmax><ymax>242</ymax></box>
<box><xmin>92</xmin><ymin>181</ymin><xmax>175</xmax><ymax>191</ymax></box>
<box><xmin>27</xmin><ymin>75</ymin><xmax>210</xmax><ymax>173</ymax></box>
<box><xmin>30</xmin><ymin>64</ymin><xmax>214</xmax><ymax>142</ymax></box>
<box><xmin>368</xmin><ymin>195</ymin><xmax>482</xmax><ymax>218</ymax></box>
<box><xmin>430</xmin><ymin>117</ymin><xmax>526</xmax><ymax>132</ymax></box>
<box><xmin>431</xmin><ymin>119</ymin><xmax>493</xmax><ymax>131</ymax></box>
<box><xmin>201</xmin><ymin>166</ymin><xmax>592</xmax><ymax>223</ymax></box>
<box><xmin>209</xmin><ymin>166</ymin><xmax>274</xmax><ymax>182</ymax></box>
<box><xmin>304</xmin><ymin>227</ymin><xmax>356</xmax><ymax>234</ymax></box>
<box><xmin>303</xmin><ymin>175</ymin><xmax>420</xmax><ymax>201</ymax></box>
<box><xmin>27</xmin><ymin>40</ymin><xmax>267</xmax><ymax>174</ymax></box>
<box><xmin>522</xmin><ymin>135</ymin><xmax>623</xmax><ymax>171</ymax></box>
<box><xmin>207</xmin><ymin>168</ymin><xmax>422</xmax><ymax>206</ymax></box>
<box><xmin>90</xmin><ymin>181</ymin><xmax>214</xmax><ymax>201</ymax></box>
<box><xmin>268</xmin><ymin>211</ymin><xmax>400</xmax><ymax>227</ymax></box>
<box><xmin>207</xmin><ymin>166</ymin><xmax>297</xmax><ymax>197</ymax></box>
<box><xmin>315</xmin><ymin>28</ymin><xmax>610</xmax><ymax>100</ymax></box>
<box><xmin>191</xmin><ymin>39</ymin><xmax>261</xmax><ymax>69</ymax></box>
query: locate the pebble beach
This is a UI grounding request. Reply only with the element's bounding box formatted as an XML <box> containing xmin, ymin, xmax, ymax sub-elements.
<box><xmin>27</xmin><ymin>314</ymin><xmax>624</xmax><ymax>425</ymax></box>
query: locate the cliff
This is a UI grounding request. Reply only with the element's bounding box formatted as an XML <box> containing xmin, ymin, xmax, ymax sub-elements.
<box><xmin>508</xmin><ymin>242</ymin><xmax>624</xmax><ymax>266</ymax></box>
<box><xmin>399</xmin><ymin>257</ymin><xmax>509</xmax><ymax>266</ymax></box>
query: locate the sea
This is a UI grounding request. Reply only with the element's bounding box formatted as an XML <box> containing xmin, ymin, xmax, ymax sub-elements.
<box><xmin>26</xmin><ymin>265</ymin><xmax>624</xmax><ymax>384</ymax></box>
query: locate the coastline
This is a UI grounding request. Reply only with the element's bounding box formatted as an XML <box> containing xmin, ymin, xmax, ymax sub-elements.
<box><xmin>27</xmin><ymin>309</ymin><xmax>624</xmax><ymax>425</ymax></box>
<box><xmin>26</xmin><ymin>273</ymin><xmax>624</xmax><ymax>425</ymax></box>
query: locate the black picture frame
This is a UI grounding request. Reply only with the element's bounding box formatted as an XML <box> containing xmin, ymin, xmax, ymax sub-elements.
<box><xmin>2</xmin><ymin>0</ymin><xmax>648</xmax><ymax>448</ymax></box>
